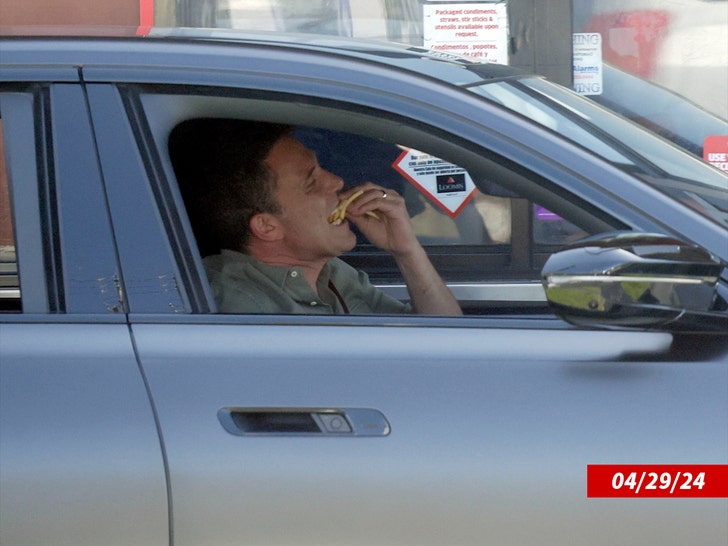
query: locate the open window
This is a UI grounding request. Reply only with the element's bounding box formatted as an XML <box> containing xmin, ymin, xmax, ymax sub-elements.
<box><xmin>141</xmin><ymin>88</ymin><xmax>622</xmax><ymax>314</ymax></box>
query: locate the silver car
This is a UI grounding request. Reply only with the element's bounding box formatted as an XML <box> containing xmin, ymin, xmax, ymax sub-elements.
<box><xmin>1</xmin><ymin>30</ymin><xmax>727</xmax><ymax>546</ymax></box>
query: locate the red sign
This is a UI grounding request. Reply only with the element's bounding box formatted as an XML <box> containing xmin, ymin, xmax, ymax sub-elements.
<box><xmin>584</xmin><ymin>10</ymin><xmax>670</xmax><ymax>78</ymax></box>
<box><xmin>704</xmin><ymin>135</ymin><xmax>728</xmax><ymax>172</ymax></box>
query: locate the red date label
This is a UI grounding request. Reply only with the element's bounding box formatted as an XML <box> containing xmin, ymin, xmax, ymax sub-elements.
<box><xmin>587</xmin><ymin>465</ymin><xmax>728</xmax><ymax>497</ymax></box>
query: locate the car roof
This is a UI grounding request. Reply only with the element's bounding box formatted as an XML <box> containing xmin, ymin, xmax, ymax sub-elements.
<box><xmin>158</xmin><ymin>27</ymin><xmax>525</xmax><ymax>75</ymax></box>
<box><xmin>0</xmin><ymin>27</ymin><xmax>530</xmax><ymax>86</ymax></box>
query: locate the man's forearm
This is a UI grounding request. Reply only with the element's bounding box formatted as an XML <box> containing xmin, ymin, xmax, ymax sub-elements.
<box><xmin>394</xmin><ymin>245</ymin><xmax>462</xmax><ymax>316</ymax></box>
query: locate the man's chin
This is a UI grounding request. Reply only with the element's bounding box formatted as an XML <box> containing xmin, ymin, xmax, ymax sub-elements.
<box><xmin>335</xmin><ymin>227</ymin><xmax>357</xmax><ymax>253</ymax></box>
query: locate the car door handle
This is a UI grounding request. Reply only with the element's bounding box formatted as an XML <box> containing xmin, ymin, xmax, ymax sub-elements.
<box><xmin>218</xmin><ymin>407</ymin><xmax>390</xmax><ymax>437</ymax></box>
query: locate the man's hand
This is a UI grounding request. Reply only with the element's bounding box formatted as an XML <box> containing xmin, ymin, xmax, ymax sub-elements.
<box><xmin>343</xmin><ymin>183</ymin><xmax>462</xmax><ymax>316</ymax></box>
<box><xmin>340</xmin><ymin>183</ymin><xmax>420</xmax><ymax>258</ymax></box>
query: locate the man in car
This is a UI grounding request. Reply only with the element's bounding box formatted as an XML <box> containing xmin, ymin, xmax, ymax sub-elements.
<box><xmin>169</xmin><ymin>118</ymin><xmax>461</xmax><ymax>316</ymax></box>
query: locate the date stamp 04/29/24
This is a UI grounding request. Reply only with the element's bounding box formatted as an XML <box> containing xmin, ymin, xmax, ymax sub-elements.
<box><xmin>587</xmin><ymin>465</ymin><xmax>728</xmax><ymax>498</ymax></box>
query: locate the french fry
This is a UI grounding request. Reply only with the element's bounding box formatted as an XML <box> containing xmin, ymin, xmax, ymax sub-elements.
<box><xmin>328</xmin><ymin>190</ymin><xmax>380</xmax><ymax>225</ymax></box>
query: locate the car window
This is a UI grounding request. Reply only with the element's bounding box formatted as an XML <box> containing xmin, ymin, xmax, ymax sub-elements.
<box><xmin>141</xmin><ymin>89</ymin><xmax>619</xmax><ymax>314</ymax></box>
<box><xmin>0</xmin><ymin>118</ymin><xmax>20</xmax><ymax>312</ymax></box>
<box><xmin>470</xmin><ymin>76</ymin><xmax>728</xmax><ymax>228</ymax></box>
<box><xmin>470</xmin><ymin>81</ymin><xmax>634</xmax><ymax>165</ymax></box>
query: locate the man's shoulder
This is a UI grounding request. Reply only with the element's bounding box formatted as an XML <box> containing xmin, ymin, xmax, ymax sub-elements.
<box><xmin>203</xmin><ymin>250</ymin><xmax>285</xmax><ymax>313</ymax></box>
<box><xmin>203</xmin><ymin>249</ymin><xmax>272</xmax><ymax>280</ymax></box>
<box><xmin>203</xmin><ymin>248</ymin><xmax>249</xmax><ymax>268</ymax></box>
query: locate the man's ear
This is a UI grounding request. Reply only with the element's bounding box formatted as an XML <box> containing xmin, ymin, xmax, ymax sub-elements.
<box><xmin>249</xmin><ymin>212</ymin><xmax>284</xmax><ymax>242</ymax></box>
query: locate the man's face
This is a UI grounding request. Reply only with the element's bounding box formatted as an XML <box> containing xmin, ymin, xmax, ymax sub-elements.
<box><xmin>264</xmin><ymin>136</ymin><xmax>357</xmax><ymax>261</ymax></box>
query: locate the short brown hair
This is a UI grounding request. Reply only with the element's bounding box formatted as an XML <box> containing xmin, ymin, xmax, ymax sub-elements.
<box><xmin>169</xmin><ymin>118</ymin><xmax>292</xmax><ymax>256</ymax></box>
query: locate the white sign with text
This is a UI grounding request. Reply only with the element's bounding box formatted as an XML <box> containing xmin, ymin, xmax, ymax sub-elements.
<box><xmin>573</xmin><ymin>33</ymin><xmax>603</xmax><ymax>96</ymax></box>
<box><xmin>393</xmin><ymin>148</ymin><xmax>476</xmax><ymax>218</ymax></box>
<box><xmin>423</xmin><ymin>2</ymin><xmax>509</xmax><ymax>63</ymax></box>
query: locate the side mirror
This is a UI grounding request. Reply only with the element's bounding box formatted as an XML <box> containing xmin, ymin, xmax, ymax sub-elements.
<box><xmin>541</xmin><ymin>232</ymin><xmax>727</xmax><ymax>329</ymax></box>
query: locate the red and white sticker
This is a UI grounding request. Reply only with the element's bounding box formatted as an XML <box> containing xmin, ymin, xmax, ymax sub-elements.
<box><xmin>392</xmin><ymin>148</ymin><xmax>476</xmax><ymax>218</ymax></box>
<box><xmin>704</xmin><ymin>135</ymin><xmax>728</xmax><ymax>172</ymax></box>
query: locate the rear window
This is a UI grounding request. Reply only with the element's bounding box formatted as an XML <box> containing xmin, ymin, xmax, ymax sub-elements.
<box><xmin>0</xmin><ymin>118</ymin><xmax>20</xmax><ymax>311</ymax></box>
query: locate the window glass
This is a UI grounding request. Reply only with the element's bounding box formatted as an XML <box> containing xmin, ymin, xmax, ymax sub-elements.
<box><xmin>517</xmin><ymin>77</ymin><xmax>727</xmax><ymax>188</ymax></box>
<box><xmin>533</xmin><ymin>204</ymin><xmax>587</xmax><ymax>245</ymax></box>
<box><xmin>470</xmin><ymin>79</ymin><xmax>633</xmax><ymax>165</ymax></box>
<box><xmin>0</xmin><ymin>118</ymin><xmax>20</xmax><ymax>312</ymax></box>
<box><xmin>470</xmin><ymin>77</ymin><xmax>728</xmax><ymax>228</ymax></box>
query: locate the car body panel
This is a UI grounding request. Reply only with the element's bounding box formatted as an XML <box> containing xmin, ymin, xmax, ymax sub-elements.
<box><xmin>133</xmin><ymin>322</ymin><xmax>727</xmax><ymax>545</ymax></box>
<box><xmin>0</xmin><ymin>323</ymin><xmax>168</xmax><ymax>546</ymax></box>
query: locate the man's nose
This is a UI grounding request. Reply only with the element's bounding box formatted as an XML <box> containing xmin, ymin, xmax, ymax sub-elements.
<box><xmin>325</xmin><ymin>170</ymin><xmax>344</xmax><ymax>192</ymax></box>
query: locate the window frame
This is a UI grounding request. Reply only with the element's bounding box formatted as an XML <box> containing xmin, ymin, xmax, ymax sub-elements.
<box><xmin>128</xmin><ymin>83</ymin><xmax>636</xmax><ymax>315</ymax></box>
<box><xmin>0</xmin><ymin>82</ymin><xmax>127</xmax><ymax>318</ymax></box>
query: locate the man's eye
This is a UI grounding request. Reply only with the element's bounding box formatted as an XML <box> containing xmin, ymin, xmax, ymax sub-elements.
<box><xmin>304</xmin><ymin>170</ymin><xmax>319</xmax><ymax>193</ymax></box>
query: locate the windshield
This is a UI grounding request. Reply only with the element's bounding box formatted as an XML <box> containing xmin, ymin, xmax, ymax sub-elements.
<box><xmin>468</xmin><ymin>76</ymin><xmax>728</xmax><ymax>227</ymax></box>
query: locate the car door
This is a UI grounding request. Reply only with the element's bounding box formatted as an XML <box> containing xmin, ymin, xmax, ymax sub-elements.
<box><xmin>85</xmin><ymin>50</ymin><xmax>728</xmax><ymax>546</ymax></box>
<box><xmin>0</xmin><ymin>80</ymin><xmax>168</xmax><ymax>545</ymax></box>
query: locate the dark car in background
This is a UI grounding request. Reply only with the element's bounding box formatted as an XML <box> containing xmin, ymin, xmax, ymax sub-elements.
<box><xmin>1</xmin><ymin>30</ymin><xmax>726</xmax><ymax>546</ymax></box>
